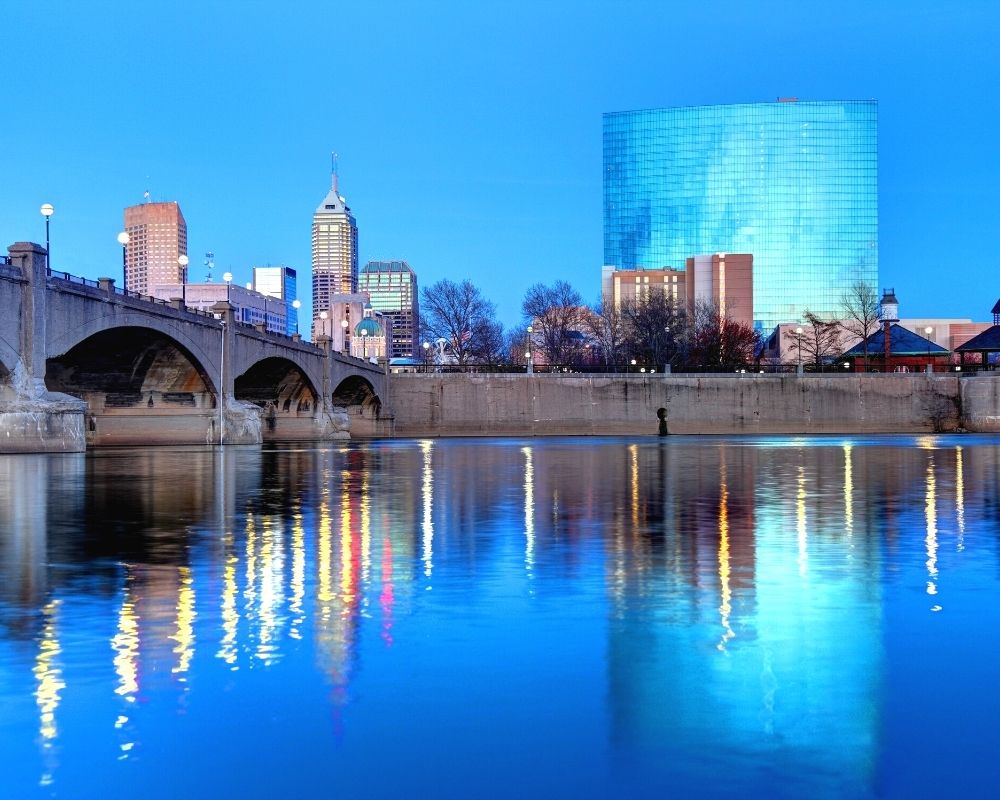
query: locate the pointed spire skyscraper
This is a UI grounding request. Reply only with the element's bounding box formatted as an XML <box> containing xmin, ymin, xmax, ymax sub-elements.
<box><xmin>311</xmin><ymin>153</ymin><xmax>358</xmax><ymax>328</ymax></box>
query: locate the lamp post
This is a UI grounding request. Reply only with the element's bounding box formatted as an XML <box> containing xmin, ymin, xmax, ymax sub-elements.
<box><xmin>178</xmin><ymin>254</ymin><xmax>189</xmax><ymax>306</ymax></box>
<box><xmin>423</xmin><ymin>340</ymin><xmax>430</xmax><ymax>371</ymax></box>
<box><xmin>526</xmin><ymin>325</ymin><xmax>533</xmax><ymax>374</ymax></box>
<box><xmin>223</xmin><ymin>271</ymin><xmax>233</xmax><ymax>303</ymax></box>
<box><xmin>40</xmin><ymin>203</ymin><xmax>54</xmax><ymax>270</ymax></box>
<box><xmin>117</xmin><ymin>231</ymin><xmax>130</xmax><ymax>289</ymax></box>
<box><xmin>340</xmin><ymin>318</ymin><xmax>348</xmax><ymax>354</ymax></box>
<box><xmin>361</xmin><ymin>328</ymin><xmax>369</xmax><ymax>360</ymax></box>
<box><xmin>795</xmin><ymin>326</ymin><xmax>804</xmax><ymax>373</ymax></box>
<box><xmin>218</xmin><ymin>316</ymin><xmax>226</xmax><ymax>446</ymax></box>
<box><xmin>925</xmin><ymin>326</ymin><xmax>934</xmax><ymax>371</ymax></box>
<box><xmin>291</xmin><ymin>299</ymin><xmax>301</xmax><ymax>335</ymax></box>
<box><xmin>318</xmin><ymin>310</ymin><xmax>328</xmax><ymax>342</ymax></box>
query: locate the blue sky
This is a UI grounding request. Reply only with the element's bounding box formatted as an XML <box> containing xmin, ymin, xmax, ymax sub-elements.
<box><xmin>2</xmin><ymin>0</ymin><xmax>998</xmax><ymax>331</ymax></box>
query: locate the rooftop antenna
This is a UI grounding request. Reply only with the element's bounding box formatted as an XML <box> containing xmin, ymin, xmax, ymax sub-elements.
<box><xmin>331</xmin><ymin>151</ymin><xmax>339</xmax><ymax>194</ymax></box>
<box><xmin>204</xmin><ymin>251</ymin><xmax>215</xmax><ymax>282</ymax></box>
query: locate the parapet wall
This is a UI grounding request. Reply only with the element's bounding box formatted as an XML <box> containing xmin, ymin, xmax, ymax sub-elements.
<box><xmin>391</xmin><ymin>373</ymin><xmax>974</xmax><ymax>436</ymax></box>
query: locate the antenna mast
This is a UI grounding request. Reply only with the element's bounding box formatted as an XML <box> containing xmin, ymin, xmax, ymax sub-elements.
<box><xmin>331</xmin><ymin>151</ymin><xmax>339</xmax><ymax>194</ymax></box>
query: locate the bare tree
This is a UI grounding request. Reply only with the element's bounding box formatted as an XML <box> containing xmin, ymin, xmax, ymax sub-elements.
<box><xmin>522</xmin><ymin>280</ymin><xmax>586</xmax><ymax>365</ymax></box>
<box><xmin>840</xmin><ymin>280</ymin><xmax>882</xmax><ymax>371</ymax></box>
<box><xmin>621</xmin><ymin>292</ymin><xmax>687</xmax><ymax>370</ymax></box>
<box><xmin>420</xmin><ymin>279</ymin><xmax>499</xmax><ymax>365</ymax></box>
<box><xmin>788</xmin><ymin>311</ymin><xmax>843</xmax><ymax>369</ymax></box>
<box><xmin>584</xmin><ymin>299</ymin><xmax>627</xmax><ymax>367</ymax></box>
<box><xmin>686</xmin><ymin>302</ymin><xmax>760</xmax><ymax>370</ymax></box>
<box><xmin>473</xmin><ymin>319</ymin><xmax>507</xmax><ymax>365</ymax></box>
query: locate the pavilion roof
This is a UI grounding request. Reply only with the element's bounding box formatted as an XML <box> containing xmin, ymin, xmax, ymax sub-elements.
<box><xmin>843</xmin><ymin>323</ymin><xmax>948</xmax><ymax>357</ymax></box>
<box><xmin>955</xmin><ymin>325</ymin><xmax>1000</xmax><ymax>352</ymax></box>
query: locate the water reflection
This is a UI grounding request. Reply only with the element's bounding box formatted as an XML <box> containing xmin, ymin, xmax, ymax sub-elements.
<box><xmin>0</xmin><ymin>437</ymin><xmax>999</xmax><ymax>797</ymax></box>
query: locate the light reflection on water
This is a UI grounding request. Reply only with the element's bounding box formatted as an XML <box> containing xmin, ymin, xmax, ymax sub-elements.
<box><xmin>1</xmin><ymin>436</ymin><xmax>999</xmax><ymax>799</ymax></box>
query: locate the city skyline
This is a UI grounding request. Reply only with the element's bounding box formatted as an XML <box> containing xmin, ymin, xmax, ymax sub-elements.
<box><xmin>3</xmin><ymin>1</ymin><xmax>998</xmax><ymax>330</ymax></box>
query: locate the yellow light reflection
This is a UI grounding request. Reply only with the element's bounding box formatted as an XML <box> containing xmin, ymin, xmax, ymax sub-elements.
<box><xmin>218</xmin><ymin>548</ymin><xmax>239</xmax><ymax>666</ymax></box>
<box><xmin>34</xmin><ymin>599</ymin><xmax>65</xmax><ymax>747</ymax></box>
<box><xmin>843</xmin><ymin>443</ymin><xmax>854</xmax><ymax>543</ymax></box>
<box><xmin>256</xmin><ymin>515</ymin><xmax>284</xmax><ymax>664</ymax></box>
<box><xmin>629</xmin><ymin>444</ymin><xmax>639</xmax><ymax>527</ymax></box>
<box><xmin>317</xmin><ymin>485</ymin><xmax>333</xmax><ymax>644</ymax></box>
<box><xmin>955</xmin><ymin>446</ymin><xmax>965</xmax><ymax>548</ymax></box>
<box><xmin>340</xmin><ymin>472</ymin><xmax>355</xmax><ymax>605</ymax></box>
<box><xmin>244</xmin><ymin>512</ymin><xmax>258</xmax><ymax>611</ymax></box>
<box><xmin>523</xmin><ymin>446</ymin><xmax>535</xmax><ymax>572</ymax></box>
<box><xmin>796</xmin><ymin>464</ymin><xmax>808</xmax><ymax>578</ymax></box>
<box><xmin>717</xmin><ymin>458</ymin><xmax>734</xmax><ymax>651</ymax></box>
<box><xmin>421</xmin><ymin>440</ymin><xmax>434</xmax><ymax>578</ymax></box>
<box><xmin>925</xmin><ymin>455</ymin><xmax>940</xmax><ymax>607</ymax></box>
<box><xmin>290</xmin><ymin>508</ymin><xmax>306</xmax><ymax>639</ymax></box>
<box><xmin>112</xmin><ymin>574</ymin><xmax>139</xmax><ymax>699</ymax></box>
<box><xmin>171</xmin><ymin>566</ymin><xmax>196</xmax><ymax>676</ymax></box>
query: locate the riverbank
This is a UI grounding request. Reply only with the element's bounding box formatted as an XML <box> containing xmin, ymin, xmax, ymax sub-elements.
<box><xmin>389</xmin><ymin>373</ymin><xmax>1000</xmax><ymax>436</ymax></box>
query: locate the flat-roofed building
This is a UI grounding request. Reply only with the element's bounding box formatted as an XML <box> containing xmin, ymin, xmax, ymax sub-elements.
<box><xmin>123</xmin><ymin>201</ymin><xmax>188</xmax><ymax>294</ymax></box>
<box><xmin>685</xmin><ymin>254</ymin><xmax>754</xmax><ymax>328</ymax></box>
<box><xmin>359</xmin><ymin>260</ymin><xmax>419</xmax><ymax>359</ymax></box>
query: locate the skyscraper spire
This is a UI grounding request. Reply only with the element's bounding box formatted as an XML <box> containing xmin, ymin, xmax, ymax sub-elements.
<box><xmin>331</xmin><ymin>151</ymin><xmax>339</xmax><ymax>194</ymax></box>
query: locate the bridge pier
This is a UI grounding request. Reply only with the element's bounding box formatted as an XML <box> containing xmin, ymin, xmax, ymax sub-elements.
<box><xmin>0</xmin><ymin>243</ymin><xmax>86</xmax><ymax>453</ymax></box>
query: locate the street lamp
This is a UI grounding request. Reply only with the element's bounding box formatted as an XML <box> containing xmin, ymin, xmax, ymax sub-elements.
<box><xmin>795</xmin><ymin>326</ymin><xmax>804</xmax><ymax>372</ymax></box>
<box><xmin>223</xmin><ymin>271</ymin><xmax>233</xmax><ymax>303</ymax></box>
<box><xmin>319</xmin><ymin>310</ymin><xmax>329</xmax><ymax>342</ymax></box>
<box><xmin>178</xmin><ymin>254</ymin><xmax>189</xmax><ymax>305</ymax></box>
<box><xmin>361</xmin><ymin>328</ymin><xmax>369</xmax><ymax>360</ymax></box>
<box><xmin>526</xmin><ymin>325</ymin><xmax>533</xmax><ymax>374</ymax></box>
<box><xmin>40</xmin><ymin>203</ymin><xmax>54</xmax><ymax>270</ymax></box>
<box><xmin>925</xmin><ymin>326</ymin><xmax>934</xmax><ymax>370</ymax></box>
<box><xmin>116</xmin><ymin>231</ymin><xmax>130</xmax><ymax>289</ymax></box>
<box><xmin>423</xmin><ymin>340</ymin><xmax>431</xmax><ymax>371</ymax></box>
<box><xmin>340</xmin><ymin>318</ymin><xmax>348</xmax><ymax>354</ymax></box>
<box><xmin>291</xmin><ymin>299</ymin><xmax>301</xmax><ymax>335</ymax></box>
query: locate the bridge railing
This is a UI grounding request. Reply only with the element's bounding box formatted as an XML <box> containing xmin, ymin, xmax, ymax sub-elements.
<box><xmin>43</xmin><ymin>265</ymin><xmax>322</xmax><ymax>349</ymax></box>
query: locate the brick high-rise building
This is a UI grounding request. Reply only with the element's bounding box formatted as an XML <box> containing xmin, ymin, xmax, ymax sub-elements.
<box><xmin>311</xmin><ymin>165</ymin><xmax>358</xmax><ymax>330</ymax></box>
<box><xmin>359</xmin><ymin>260</ymin><xmax>419</xmax><ymax>359</ymax></box>
<box><xmin>123</xmin><ymin>201</ymin><xmax>188</xmax><ymax>294</ymax></box>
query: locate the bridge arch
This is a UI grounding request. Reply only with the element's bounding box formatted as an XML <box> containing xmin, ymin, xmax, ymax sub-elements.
<box><xmin>235</xmin><ymin>357</ymin><xmax>319</xmax><ymax>439</ymax></box>
<box><xmin>0</xmin><ymin>332</ymin><xmax>19</xmax><ymax>390</ymax></box>
<box><xmin>47</xmin><ymin>310</ymin><xmax>221</xmax><ymax>384</ymax></box>
<box><xmin>45</xmin><ymin>326</ymin><xmax>219</xmax><ymax>445</ymax></box>
<box><xmin>332</xmin><ymin>374</ymin><xmax>385</xmax><ymax>436</ymax></box>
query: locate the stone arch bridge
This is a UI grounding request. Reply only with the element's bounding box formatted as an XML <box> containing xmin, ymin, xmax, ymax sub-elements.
<box><xmin>0</xmin><ymin>242</ymin><xmax>391</xmax><ymax>452</ymax></box>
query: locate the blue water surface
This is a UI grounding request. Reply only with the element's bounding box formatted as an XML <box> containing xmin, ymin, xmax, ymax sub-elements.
<box><xmin>1</xmin><ymin>435</ymin><xmax>999</xmax><ymax>799</ymax></box>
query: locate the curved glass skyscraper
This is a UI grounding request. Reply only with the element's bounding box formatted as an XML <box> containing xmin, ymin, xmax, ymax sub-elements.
<box><xmin>603</xmin><ymin>100</ymin><xmax>878</xmax><ymax>329</ymax></box>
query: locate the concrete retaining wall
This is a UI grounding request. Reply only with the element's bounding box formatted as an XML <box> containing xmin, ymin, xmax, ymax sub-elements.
<box><xmin>390</xmin><ymin>373</ymin><xmax>970</xmax><ymax>436</ymax></box>
<box><xmin>960</xmin><ymin>376</ymin><xmax>1000</xmax><ymax>432</ymax></box>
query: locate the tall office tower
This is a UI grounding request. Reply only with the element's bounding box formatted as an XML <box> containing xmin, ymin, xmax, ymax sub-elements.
<box><xmin>123</xmin><ymin>201</ymin><xmax>188</xmax><ymax>294</ymax></box>
<box><xmin>311</xmin><ymin>164</ymin><xmax>358</xmax><ymax>331</ymax></box>
<box><xmin>253</xmin><ymin>266</ymin><xmax>298</xmax><ymax>336</ymax></box>
<box><xmin>603</xmin><ymin>100</ymin><xmax>878</xmax><ymax>330</ymax></box>
<box><xmin>359</xmin><ymin>260</ymin><xmax>419</xmax><ymax>358</ymax></box>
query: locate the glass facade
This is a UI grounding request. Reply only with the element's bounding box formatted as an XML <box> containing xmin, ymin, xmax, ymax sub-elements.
<box><xmin>603</xmin><ymin>101</ymin><xmax>878</xmax><ymax>329</ymax></box>
<box><xmin>359</xmin><ymin>260</ymin><xmax>419</xmax><ymax>359</ymax></box>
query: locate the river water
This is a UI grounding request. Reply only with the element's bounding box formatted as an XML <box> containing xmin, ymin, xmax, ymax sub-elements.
<box><xmin>1</xmin><ymin>436</ymin><xmax>998</xmax><ymax>799</ymax></box>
